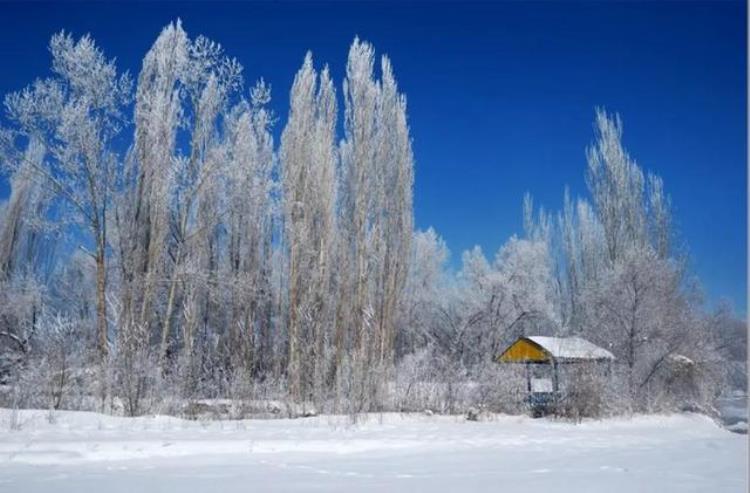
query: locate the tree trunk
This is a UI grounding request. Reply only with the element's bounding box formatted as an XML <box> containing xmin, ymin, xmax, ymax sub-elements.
<box><xmin>95</xmin><ymin>245</ymin><xmax>108</xmax><ymax>360</ymax></box>
<box><xmin>288</xmin><ymin>241</ymin><xmax>300</xmax><ymax>403</ymax></box>
<box><xmin>159</xmin><ymin>272</ymin><xmax>179</xmax><ymax>366</ymax></box>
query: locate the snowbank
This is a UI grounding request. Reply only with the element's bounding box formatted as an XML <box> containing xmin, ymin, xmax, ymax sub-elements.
<box><xmin>0</xmin><ymin>408</ymin><xmax>746</xmax><ymax>492</ymax></box>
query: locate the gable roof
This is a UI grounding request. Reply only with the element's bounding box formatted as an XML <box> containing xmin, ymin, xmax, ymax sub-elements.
<box><xmin>525</xmin><ymin>336</ymin><xmax>615</xmax><ymax>361</ymax></box>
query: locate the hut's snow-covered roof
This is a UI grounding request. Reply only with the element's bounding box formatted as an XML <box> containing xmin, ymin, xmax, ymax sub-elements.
<box><xmin>526</xmin><ymin>336</ymin><xmax>615</xmax><ymax>361</ymax></box>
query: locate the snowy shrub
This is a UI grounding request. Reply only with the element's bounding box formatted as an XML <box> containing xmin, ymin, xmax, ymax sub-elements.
<box><xmin>113</xmin><ymin>347</ymin><xmax>158</xmax><ymax>417</ymax></box>
<box><xmin>11</xmin><ymin>315</ymin><xmax>91</xmax><ymax>411</ymax></box>
<box><xmin>469</xmin><ymin>363</ymin><xmax>527</xmax><ymax>414</ymax></box>
<box><xmin>556</xmin><ymin>364</ymin><xmax>615</xmax><ymax>420</ymax></box>
<box><xmin>393</xmin><ymin>348</ymin><xmax>439</xmax><ymax>412</ymax></box>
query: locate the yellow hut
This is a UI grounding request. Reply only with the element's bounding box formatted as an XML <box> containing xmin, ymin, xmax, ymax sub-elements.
<box><xmin>497</xmin><ymin>336</ymin><xmax>615</xmax><ymax>416</ymax></box>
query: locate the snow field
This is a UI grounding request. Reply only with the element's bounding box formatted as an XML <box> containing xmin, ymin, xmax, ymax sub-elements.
<box><xmin>0</xmin><ymin>409</ymin><xmax>746</xmax><ymax>492</ymax></box>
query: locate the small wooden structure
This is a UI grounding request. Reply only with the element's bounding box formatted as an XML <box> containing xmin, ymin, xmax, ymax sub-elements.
<box><xmin>497</xmin><ymin>336</ymin><xmax>615</xmax><ymax>415</ymax></box>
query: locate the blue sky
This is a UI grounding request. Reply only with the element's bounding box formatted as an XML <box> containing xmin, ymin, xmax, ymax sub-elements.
<box><xmin>0</xmin><ymin>1</ymin><xmax>746</xmax><ymax>314</ymax></box>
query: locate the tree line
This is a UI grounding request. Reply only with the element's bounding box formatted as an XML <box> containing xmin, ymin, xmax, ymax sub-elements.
<box><xmin>0</xmin><ymin>21</ymin><xmax>744</xmax><ymax>418</ymax></box>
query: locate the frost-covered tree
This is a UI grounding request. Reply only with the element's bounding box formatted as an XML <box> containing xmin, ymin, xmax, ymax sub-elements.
<box><xmin>3</xmin><ymin>32</ymin><xmax>132</xmax><ymax>360</ymax></box>
<box><xmin>0</xmin><ymin>140</ymin><xmax>53</xmax><ymax>380</ymax></box>
<box><xmin>222</xmin><ymin>81</ymin><xmax>275</xmax><ymax>375</ymax></box>
<box><xmin>281</xmin><ymin>53</ymin><xmax>337</xmax><ymax>404</ymax></box>
<box><xmin>0</xmin><ymin>140</ymin><xmax>50</xmax><ymax>282</ymax></box>
<box><xmin>373</xmin><ymin>55</ymin><xmax>414</xmax><ymax>368</ymax></box>
<box><xmin>117</xmin><ymin>20</ymin><xmax>188</xmax><ymax>346</ymax></box>
<box><xmin>336</xmin><ymin>38</ymin><xmax>414</xmax><ymax>410</ymax></box>
<box><xmin>541</xmin><ymin>109</ymin><xmax>723</xmax><ymax>412</ymax></box>
<box><xmin>586</xmin><ymin>108</ymin><xmax>646</xmax><ymax>265</ymax></box>
<box><xmin>398</xmin><ymin>228</ymin><xmax>449</xmax><ymax>356</ymax></box>
<box><xmin>337</xmin><ymin>39</ymin><xmax>380</xmax><ymax>397</ymax></box>
<box><xmin>579</xmin><ymin>247</ymin><xmax>710</xmax><ymax>409</ymax></box>
<box><xmin>115</xmin><ymin>21</ymin><xmax>244</xmax><ymax>370</ymax></box>
<box><xmin>108</xmin><ymin>22</ymin><xmax>190</xmax><ymax>401</ymax></box>
<box><xmin>646</xmin><ymin>173</ymin><xmax>672</xmax><ymax>259</ymax></box>
<box><xmin>159</xmin><ymin>37</ymin><xmax>242</xmax><ymax>367</ymax></box>
<box><xmin>433</xmin><ymin>235</ymin><xmax>557</xmax><ymax>373</ymax></box>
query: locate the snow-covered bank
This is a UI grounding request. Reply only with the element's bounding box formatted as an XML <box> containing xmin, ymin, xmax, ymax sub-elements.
<box><xmin>0</xmin><ymin>409</ymin><xmax>745</xmax><ymax>492</ymax></box>
<box><xmin>717</xmin><ymin>391</ymin><xmax>748</xmax><ymax>433</ymax></box>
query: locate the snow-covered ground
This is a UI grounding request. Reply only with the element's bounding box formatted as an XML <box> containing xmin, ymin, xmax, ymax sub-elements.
<box><xmin>0</xmin><ymin>409</ymin><xmax>746</xmax><ymax>492</ymax></box>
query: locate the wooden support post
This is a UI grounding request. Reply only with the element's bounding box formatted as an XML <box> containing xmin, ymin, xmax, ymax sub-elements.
<box><xmin>552</xmin><ymin>359</ymin><xmax>559</xmax><ymax>414</ymax></box>
<box><xmin>525</xmin><ymin>362</ymin><xmax>531</xmax><ymax>393</ymax></box>
<box><xmin>552</xmin><ymin>360</ymin><xmax>559</xmax><ymax>392</ymax></box>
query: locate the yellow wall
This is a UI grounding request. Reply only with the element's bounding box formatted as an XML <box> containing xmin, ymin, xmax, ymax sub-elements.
<box><xmin>497</xmin><ymin>338</ymin><xmax>550</xmax><ymax>363</ymax></box>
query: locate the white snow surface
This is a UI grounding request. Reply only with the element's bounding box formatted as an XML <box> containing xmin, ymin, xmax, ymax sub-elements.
<box><xmin>0</xmin><ymin>409</ymin><xmax>745</xmax><ymax>492</ymax></box>
<box><xmin>527</xmin><ymin>336</ymin><xmax>616</xmax><ymax>361</ymax></box>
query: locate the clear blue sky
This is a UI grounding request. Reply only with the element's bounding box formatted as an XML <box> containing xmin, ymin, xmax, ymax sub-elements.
<box><xmin>0</xmin><ymin>1</ymin><xmax>746</xmax><ymax>314</ymax></box>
